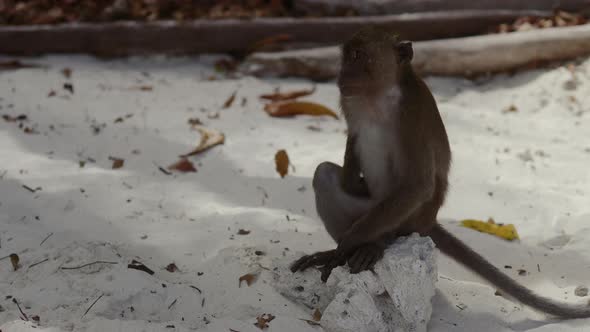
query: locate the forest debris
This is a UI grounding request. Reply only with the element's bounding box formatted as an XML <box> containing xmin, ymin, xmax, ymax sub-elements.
<box><xmin>168</xmin><ymin>158</ymin><xmax>197</xmax><ymax>173</ymax></box>
<box><xmin>165</xmin><ymin>263</ymin><xmax>179</xmax><ymax>273</ymax></box>
<box><xmin>62</xmin><ymin>67</ymin><xmax>72</xmax><ymax>78</ymax></box>
<box><xmin>0</xmin><ymin>60</ymin><xmax>41</xmax><ymax>70</ymax></box>
<box><xmin>9</xmin><ymin>253</ymin><xmax>20</xmax><ymax>271</ymax></box>
<box><xmin>63</xmin><ymin>83</ymin><xmax>74</xmax><ymax>94</ymax></box>
<box><xmin>575</xmin><ymin>286</ymin><xmax>589</xmax><ymax>297</ymax></box>
<box><xmin>222</xmin><ymin>91</ymin><xmax>237</xmax><ymax>109</ymax></box>
<box><xmin>254</xmin><ymin>313</ymin><xmax>275</xmax><ymax>329</ymax></box>
<box><xmin>239</xmin><ymin>273</ymin><xmax>258</xmax><ymax>287</ymax></box>
<box><xmin>237</xmin><ymin>229</ymin><xmax>251</xmax><ymax>235</ymax></box>
<box><xmin>82</xmin><ymin>294</ymin><xmax>104</xmax><ymax>317</ymax></box>
<box><xmin>460</xmin><ymin>218</ymin><xmax>519</xmax><ymax>241</ymax></box>
<box><xmin>275</xmin><ymin>149</ymin><xmax>289</xmax><ymax>178</ymax></box>
<box><xmin>503</xmin><ymin>104</ymin><xmax>518</xmax><ymax>113</ymax></box>
<box><xmin>127</xmin><ymin>260</ymin><xmax>155</xmax><ymax>275</ymax></box>
<box><xmin>260</xmin><ymin>86</ymin><xmax>316</xmax><ymax>101</ymax></box>
<box><xmin>264</xmin><ymin>101</ymin><xmax>338</xmax><ymax>119</ymax></box>
<box><xmin>2</xmin><ymin>114</ymin><xmax>27</xmax><ymax>122</ymax></box>
<box><xmin>109</xmin><ymin>157</ymin><xmax>125</xmax><ymax>169</ymax></box>
<box><xmin>61</xmin><ymin>260</ymin><xmax>118</xmax><ymax>270</ymax></box>
<box><xmin>180</xmin><ymin>126</ymin><xmax>225</xmax><ymax>157</ymax></box>
<box><xmin>312</xmin><ymin>308</ymin><xmax>322</xmax><ymax>321</ymax></box>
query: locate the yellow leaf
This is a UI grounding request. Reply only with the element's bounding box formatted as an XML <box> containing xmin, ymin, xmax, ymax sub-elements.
<box><xmin>264</xmin><ymin>101</ymin><xmax>338</xmax><ymax>119</ymax></box>
<box><xmin>460</xmin><ymin>219</ymin><xmax>519</xmax><ymax>241</ymax></box>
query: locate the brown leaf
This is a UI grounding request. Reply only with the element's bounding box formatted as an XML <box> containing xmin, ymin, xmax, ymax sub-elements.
<box><xmin>180</xmin><ymin>126</ymin><xmax>225</xmax><ymax>158</ymax></box>
<box><xmin>2</xmin><ymin>114</ymin><xmax>27</xmax><ymax>122</ymax></box>
<box><xmin>265</xmin><ymin>101</ymin><xmax>338</xmax><ymax>119</ymax></box>
<box><xmin>254</xmin><ymin>313</ymin><xmax>275</xmax><ymax>330</ymax></box>
<box><xmin>61</xmin><ymin>68</ymin><xmax>72</xmax><ymax>78</ymax></box>
<box><xmin>109</xmin><ymin>157</ymin><xmax>125</xmax><ymax>169</ymax></box>
<box><xmin>237</xmin><ymin>229</ymin><xmax>251</xmax><ymax>235</ymax></box>
<box><xmin>312</xmin><ymin>309</ymin><xmax>322</xmax><ymax>321</ymax></box>
<box><xmin>222</xmin><ymin>91</ymin><xmax>237</xmax><ymax>109</ymax></box>
<box><xmin>502</xmin><ymin>105</ymin><xmax>518</xmax><ymax>113</ymax></box>
<box><xmin>10</xmin><ymin>253</ymin><xmax>20</xmax><ymax>271</ymax></box>
<box><xmin>0</xmin><ymin>60</ymin><xmax>41</xmax><ymax>70</ymax></box>
<box><xmin>239</xmin><ymin>273</ymin><xmax>258</xmax><ymax>287</ymax></box>
<box><xmin>275</xmin><ymin>150</ymin><xmax>289</xmax><ymax>178</ymax></box>
<box><xmin>48</xmin><ymin>90</ymin><xmax>56</xmax><ymax>97</ymax></box>
<box><xmin>165</xmin><ymin>263</ymin><xmax>179</xmax><ymax>273</ymax></box>
<box><xmin>168</xmin><ymin>158</ymin><xmax>197</xmax><ymax>173</ymax></box>
<box><xmin>187</xmin><ymin>118</ymin><xmax>203</xmax><ymax>126</ymax></box>
<box><xmin>260</xmin><ymin>87</ymin><xmax>316</xmax><ymax>102</ymax></box>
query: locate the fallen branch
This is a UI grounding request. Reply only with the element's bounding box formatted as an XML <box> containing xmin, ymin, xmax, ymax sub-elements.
<box><xmin>242</xmin><ymin>24</ymin><xmax>590</xmax><ymax>79</ymax></box>
<box><xmin>0</xmin><ymin>10</ymin><xmax>551</xmax><ymax>56</ymax></box>
<box><xmin>61</xmin><ymin>260</ymin><xmax>118</xmax><ymax>270</ymax></box>
<box><xmin>83</xmin><ymin>293</ymin><xmax>104</xmax><ymax>317</ymax></box>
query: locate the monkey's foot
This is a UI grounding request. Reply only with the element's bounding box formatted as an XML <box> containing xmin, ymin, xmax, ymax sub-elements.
<box><xmin>290</xmin><ymin>249</ymin><xmax>338</xmax><ymax>273</ymax></box>
<box><xmin>348</xmin><ymin>242</ymin><xmax>385</xmax><ymax>274</ymax></box>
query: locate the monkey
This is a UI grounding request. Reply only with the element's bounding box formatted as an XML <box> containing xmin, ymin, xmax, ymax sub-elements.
<box><xmin>291</xmin><ymin>26</ymin><xmax>590</xmax><ymax>319</ymax></box>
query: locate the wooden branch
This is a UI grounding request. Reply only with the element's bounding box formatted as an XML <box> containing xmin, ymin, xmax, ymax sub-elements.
<box><xmin>242</xmin><ymin>24</ymin><xmax>590</xmax><ymax>79</ymax></box>
<box><xmin>0</xmin><ymin>10</ymin><xmax>551</xmax><ymax>56</ymax></box>
<box><xmin>295</xmin><ymin>0</ymin><xmax>590</xmax><ymax>15</ymax></box>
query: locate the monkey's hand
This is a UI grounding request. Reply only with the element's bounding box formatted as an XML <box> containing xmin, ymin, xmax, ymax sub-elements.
<box><xmin>290</xmin><ymin>250</ymin><xmax>339</xmax><ymax>273</ymax></box>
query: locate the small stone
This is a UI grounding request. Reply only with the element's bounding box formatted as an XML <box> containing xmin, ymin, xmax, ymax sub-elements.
<box><xmin>575</xmin><ymin>286</ymin><xmax>588</xmax><ymax>297</ymax></box>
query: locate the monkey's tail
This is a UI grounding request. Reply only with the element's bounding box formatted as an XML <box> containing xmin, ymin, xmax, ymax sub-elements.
<box><xmin>427</xmin><ymin>224</ymin><xmax>590</xmax><ymax>319</ymax></box>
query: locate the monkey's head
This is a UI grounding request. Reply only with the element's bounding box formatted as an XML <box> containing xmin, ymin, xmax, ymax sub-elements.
<box><xmin>338</xmin><ymin>26</ymin><xmax>413</xmax><ymax>96</ymax></box>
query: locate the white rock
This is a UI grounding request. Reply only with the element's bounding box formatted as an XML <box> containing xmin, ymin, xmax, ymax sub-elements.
<box><xmin>273</xmin><ymin>234</ymin><xmax>437</xmax><ymax>332</ymax></box>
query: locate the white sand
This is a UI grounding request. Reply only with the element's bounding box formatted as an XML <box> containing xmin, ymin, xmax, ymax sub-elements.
<box><xmin>0</xmin><ymin>54</ymin><xmax>589</xmax><ymax>331</ymax></box>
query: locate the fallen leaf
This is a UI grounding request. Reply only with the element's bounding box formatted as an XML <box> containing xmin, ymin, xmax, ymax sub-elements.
<box><xmin>10</xmin><ymin>254</ymin><xmax>20</xmax><ymax>271</ymax></box>
<box><xmin>460</xmin><ymin>219</ymin><xmax>519</xmax><ymax>241</ymax></box>
<box><xmin>518</xmin><ymin>269</ymin><xmax>527</xmax><ymax>276</ymax></box>
<box><xmin>239</xmin><ymin>273</ymin><xmax>258</xmax><ymax>287</ymax></box>
<box><xmin>31</xmin><ymin>315</ymin><xmax>40</xmax><ymax>322</ymax></box>
<box><xmin>0</xmin><ymin>60</ymin><xmax>41</xmax><ymax>70</ymax></box>
<box><xmin>223</xmin><ymin>91</ymin><xmax>237</xmax><ymax>109</ymax></box>
<box><xmin>61</xmin><ymin>68</ymin><xmax>72</xmax><ymax>78</ymax></box>
<box><xmin>109</xmin><ymin>157</ymin><xmax>125</xmax><ymax>169</ymax></box>
<box><xmin>168</xmin><ymin>158</ymin><xmax>197</xmax><ymax>173</ymax></box>
<box><xmin>180</xmin><ymin>126</ymin><xmax>225</xmax><ymax>157</ymax></box>
<box><xmin>48</xmin><ymin>90</ymin><xmax>56</xmax><ymax>97</ymax></box>
<box><xmin>254</xmin><ymin>313</ymin><xmax>275</xmax><ymax>330</ymax></box>
<box><xmin>128</xmin><ymin>260</ymin><xmax>154</xmax><ymax>275</ymax></box>
<box><xmin>265</xmin><ymin>101</ymin><xmax>338</xmax><ymax>119</ymax></box>
<box><xmin>187</xmin><ymin>118</ymin><xmax>203</xmax><ymax>126</ymax></box>
<box><xmin>260</xmin><ymin>87</ymin><xmax>316</xmax><ymax>102</ymax></box>
<box><xmin>312</xmin><ymin>309</ymin><xmax>322</xmax><ymax>321</ymax></box>
<box><xmin>502</xmin><ymin>105</ymin><xmax>518</xmax><ymax>113</ymax></box>
<box><xmin>2</xmin><ymin>114</ymin><xmax>27</xmax><ymax>122</ymax></box>
<box><xmin>165</xmin><ymin>263</ymin><xmax>179</xmax><ymax>273</ymax></box>
<box><xmin>63</xmin><ymin>83</ymin><xmax>74</xmax><ymax>94</ymax></box>
<box><xmin>275</xmin><ymin>150</ymin><xmax>289</xmax><ymax>178</ymax></box>
<box><xmin>237</xmin><ymin>229</ymin><xmax>251</xmax><ymax>235</ymax></box>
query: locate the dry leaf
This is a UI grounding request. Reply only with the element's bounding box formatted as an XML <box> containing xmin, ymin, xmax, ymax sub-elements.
<box><xmin>275</xmin><ymin>150</ymin><xmax>289</xmax><ymax>178</ymax></box>
<box><xmin>265</xmin><ymin>101</ymin><xmax>338</xmax><ymax>119</ymax></box>
<box><xmin>48</xmin><ymin>90</ymin><xmax>56</xmax><ymax>97</ymax></box>
<box><xmin>180</xmin><ymin>126</ymin><xmax>225</xmax><ymax>157</ymax></box>
<box><xmin>237</xmin><ymin>229</ymin><xmax>251</xmax><ymax>235</ymax></box>
<box><xmin>10</xmin><ymin>253</ymin><xmax>20</xmax><ymax>271</ymax></box>
<box><xmin>312</xmin><ymin>309</ymin><xmax>322</xmax><ymax>321</ymax></box>
<box><xmin>223</xmin><ymin>91</ymin><xmax>237</xmax><ymax>109</ymax></box>
<box><xmin>61</xmin><ymin>68</ymin><xmax>72</xmax><ymax>78</ymax></box>
<box><xmin>187</xmin><ymin>118</ymin><xmax>203</xmax><ymax>126</ymax></box>
<box><xmin>502</xmin><ymin>105</ymin><xmax>518</xmax><ymax>113</ymax></box>
<box><xmin>0</xmin><ymin>60</ymin><xmax>41</xmax><ymax>70</ymax></box>
<box><xmin>260</xmin><ymin>87</ymin><xmax>316</xmax><ymax>102</ymax></box>
<box><xmin>254</xmin><ymin>313</ymin><xmax>275</xmax><ymax>330</ymax></box>
<box><xmin>2</xmin><ymin>114</ymin><xmax>27</xmax><ymax>122</ymax></box>
<box><xmin>239</xmin><ymin>273</ymin><xmax>258</xmax><ymax>287</ymax></box>
<box><xmin>109</xmin><ymin>157</ymin><xmax>124</xmax><ymax>169</ymax></box>
<box><xmin>165</xmin><ymin>263</ymin><xmax>179</xmax><ymax>272</ymax></box>
<box><xmin>168</xmin><ymin>158</ymin><xmax>197</xmax><ymax>173</ymax></box>
<box><xmin>63</xmin><ymin>83</ymin><xmax>74</xmax><ymax>94</ymax></box>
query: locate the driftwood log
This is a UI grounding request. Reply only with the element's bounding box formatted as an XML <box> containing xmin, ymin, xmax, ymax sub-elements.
<box><xmin>295</xmin><ymin>0</ymin><xmax>590</xmax><ymax>16</ymax></box>
<box><xmin>0</xmin><ymin>10</ymin><xmax>550</xmax><ymax>56</ymax></box>
<box><xmin>242</xmin><ymin>24</ymin><xmax>590</xmax><ymax>80</ymax></box>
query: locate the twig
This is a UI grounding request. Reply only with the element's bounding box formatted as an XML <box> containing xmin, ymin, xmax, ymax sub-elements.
<box><xmin>127</xmin><ymin>260</ymin><xmax>154</xmax><ymax>275</ymax></box>
<box><xmin>28</xmin><ymin>258</ymin><xmax>49</xmax><ymax>270</ymax></box>
<box><xmin>167</xmin><ymin>298</ymin><xmax>177</xmax><ymax>310</ymax></box>
<box><xmin>39</xmin><ymin>232</ymin><xmax>53</xmax><ymax>246</ymax></box>
<box><xmin>154</xmin><ymin>163</ymin><xmax>172</xmax><ymax>175</ymax></box>
<box><xmin>22</xmin><ymin>184</ymin><xmax>37</xmax><ymax>193</ymax></box>
<box><xmin>189</xmin><ymin>285</ymin><xmax>202</xmax><ymax>294</ymax></box>
<box><xmin>12</xmin><ymin>298</ymin><xmax>28</xmax><ymax>321</ymax></box>
<box><xmin>61</xmin><ymin>260</ymin><xmax>118</xmax><ymax>270</ymax></box>
<box><xmin>83</xmin><ymin>293</ymin><xmax>104</xmax><ymax>317</ymax></box>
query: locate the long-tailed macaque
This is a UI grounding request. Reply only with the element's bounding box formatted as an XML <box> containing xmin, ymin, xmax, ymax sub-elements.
<box><xmin>291</xmin><ymin>26</ymin><xmax>590</xmax><ymax>319</ymax></box>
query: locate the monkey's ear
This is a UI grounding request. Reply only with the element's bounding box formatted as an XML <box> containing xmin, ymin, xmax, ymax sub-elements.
<box><xmin>396</xmin><ymin>41</ymin><xmax>413</xmax><ymax>63</ymax></box>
